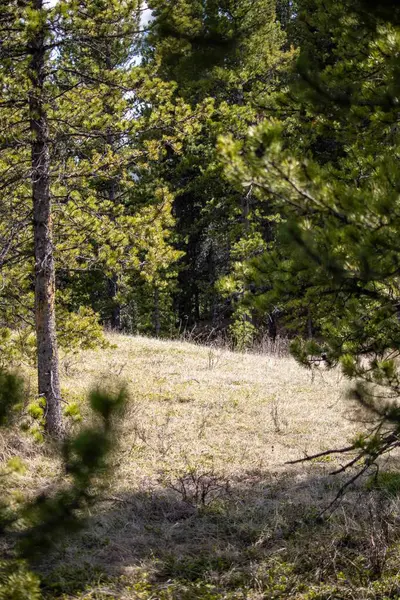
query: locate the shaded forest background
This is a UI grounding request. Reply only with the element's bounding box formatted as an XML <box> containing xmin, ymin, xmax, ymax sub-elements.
<box><xmin>3</xmin><ymin>0</ymin><xmax>384</xmax><ymax>350</ymax></box>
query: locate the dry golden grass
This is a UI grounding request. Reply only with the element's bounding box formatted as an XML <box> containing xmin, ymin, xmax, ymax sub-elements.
<box><xmin>55</xmin><ymin>334</ymin><xmax>361</xmax><ymax>516</ymax></box>
<box><xmin>4</xmin><ymin>334</ymin><xmax>400</xmax><ymax>599</ymax></box>
<box><xmin>65</xmin><ymin>333</ymin><xmax>358</xmax><ymax>471</ymax></box>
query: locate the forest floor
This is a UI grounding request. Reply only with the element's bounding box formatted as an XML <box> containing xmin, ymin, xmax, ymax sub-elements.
<box><xmin>5</xmin><ymin>334</ymin><xmax>400</xmax><ymax>599</ymax></box>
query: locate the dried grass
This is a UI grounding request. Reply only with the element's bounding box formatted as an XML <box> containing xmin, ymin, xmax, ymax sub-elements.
<box><xmin>4</xmin><ymin>333</ymin><xmax>400</xmax><ymax>598</ymax></box>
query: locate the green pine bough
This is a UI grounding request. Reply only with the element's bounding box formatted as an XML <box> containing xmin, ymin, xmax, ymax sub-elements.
<box><xmin>0</xmin><ymin>369</ymin><xmax>127</xmax><ymax>599</ymax></box>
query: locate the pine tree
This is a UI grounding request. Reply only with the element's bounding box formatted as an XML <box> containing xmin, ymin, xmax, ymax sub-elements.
<box><xmin>144</xmin><ymin>0</ymin><xmax>292</xmax><ymax>333</ymax></box>
<box><xmin>1</xmin><ymin>0</ymin><xmax>67</xmax><ymax>437</ymax></box>
<box><xmin>0</xmin><ymin>0</ymin><xmax>144</xmax><ymax>436</ymax></box>
<box><xmin>220</xmin><ymin>0</ymin><xmax>400</xmax><ymax>465</ymax></box>
<box><xmin>0</xmin><ymin>0</ymin><xmax>202</xmax><ymax>431</ymax></box>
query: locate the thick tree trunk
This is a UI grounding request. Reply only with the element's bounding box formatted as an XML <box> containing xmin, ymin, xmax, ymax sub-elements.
<box><xmin>105</xmin><ymin>176</ymin><xmax>121</xmax><ymax>330</ymax></box>
<box><xmin>104</xmin><ymin>50</ymin><xmax>122</xmax><ymax>331</ymax></box>
<box><xmin>29</xmin><ymin>0</ymin><xmax>64</xmax><ymax>439</ymax></box>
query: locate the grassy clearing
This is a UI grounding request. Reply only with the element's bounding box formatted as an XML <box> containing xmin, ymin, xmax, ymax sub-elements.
<box><xmin>3</xmin><ymin>334</ymin><xmax>400</xmax><ymax>599</ymax></box>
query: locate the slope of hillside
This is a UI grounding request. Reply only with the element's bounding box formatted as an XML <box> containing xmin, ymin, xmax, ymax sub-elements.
<box><xmin>5</xmin><ymin>335</ymin><xmax>400</xmax><ymax>599</ymax></box>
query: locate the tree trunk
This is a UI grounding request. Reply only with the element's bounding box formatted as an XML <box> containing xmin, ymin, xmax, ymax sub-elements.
<box><xmin>104</xmin><ymin>48</ymin><xmax>122</xmax><ymax>331</ymax></box>
<box><xmin>29</xmin><ymin>0</ymin><xmax>64</xmax><ymax>439</ymax></box>
<box><xmin>153</xmin><ymin>287</ymin><xmax>161</xmax><ymax>337</ymax></box>
<box><xmin>307</xmin><ymin>311</ymin><xmax>314</xmax><ymax>339</ymax></box>
<box><xmin>108</xmin><ymin>274</ymin><xmax>121</xmax><ymax>330</ymax></box>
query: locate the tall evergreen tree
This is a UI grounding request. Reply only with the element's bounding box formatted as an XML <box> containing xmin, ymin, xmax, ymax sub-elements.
<box><xmin>221</xmin><ymin>0</ymin><xmax>400</xmax><ymax>462</ymax></box>
<box><xmin>0</xmin><ymin>0</ymin><xmax>192</xmax><ymax>434</ymax></box>
<box><xmin>143</xmin><ymin>0</ymin><xmax>292</xmax><ymax>333</ymax></box>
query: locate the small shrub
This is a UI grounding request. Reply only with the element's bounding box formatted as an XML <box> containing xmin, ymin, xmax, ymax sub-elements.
<box><xmin>64</xmin><ymin>401</ymin><xmax>82</xmax><ymax>423</ymax></box>
<box><xmin>160</xmin><ymin>465</ymin><xmax>230</xmax><ymax>507</ymax></box>
<box><xmin>6</xmin><ymin>456</ymin><xmax>26</xmax><ymax>475</ymax></box>
<box><xmin>367</xmin><ymin>472</ymin><xmax>400</xmax><ymax>497</ymax></box>
<box><xmin>0</xmin><ymin>560</ymin><xmax>41</xmax><ymax>600</ymax></box>
<box><xmin>229</xmin><ymin>307</ymin><xmax>256</xmax><ymax>351</ymax></box>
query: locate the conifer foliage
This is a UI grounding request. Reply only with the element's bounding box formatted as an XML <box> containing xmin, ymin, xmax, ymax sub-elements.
<box><xmin>221</xmin><ymin>0</ymin><xmax>400</xmax><ymax>468</ymax></box>
<box><xmin>0</xmin><ymin>0</ymin><xmax>143</xmax><ymax>436</ymax></box>
<box><xmin>0</xmin><ymin>0</ymin><xmax>191</xmax><ymax>434</ymax></box>
<box><xmin>0</xmin><ymin>369</ymin><xmax>127</xmax><ymax>598</ymax></box>
<box><xmin>143</xmin><ymin>0</ymin><xmax>292</xmax><ymax>331</ymax></box>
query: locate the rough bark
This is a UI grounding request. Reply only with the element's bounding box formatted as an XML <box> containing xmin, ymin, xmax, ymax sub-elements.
<box><xmin>29</xmin><ymin>0</ymin><xmax>64</xmax><ymax>439</ymax></box>
<box><xmin>105</xmin><ymin>48</ymin><xmax>122</xmax><ymax>331</ymax></box>
<box><xmin>105</xmin><ymin>175</ymin><xmax>121</xmax><ymax>330</ymax></box>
